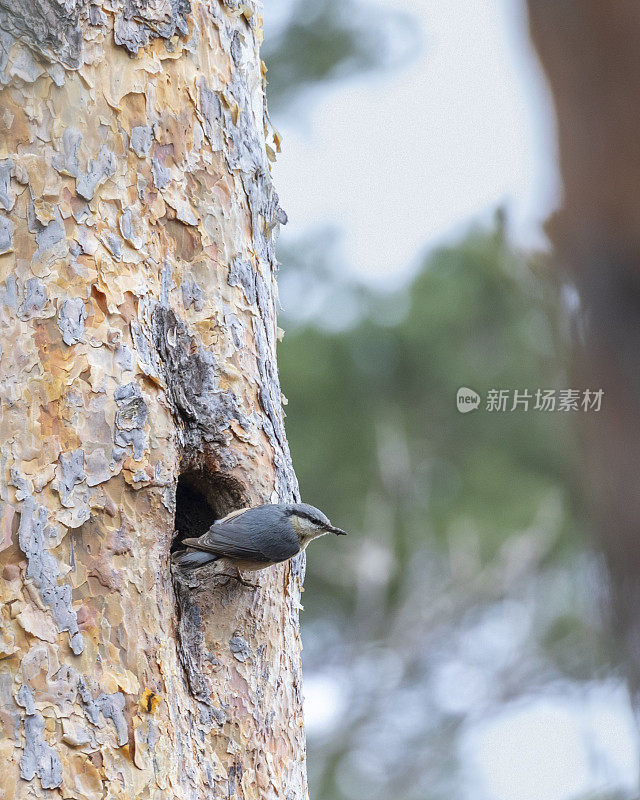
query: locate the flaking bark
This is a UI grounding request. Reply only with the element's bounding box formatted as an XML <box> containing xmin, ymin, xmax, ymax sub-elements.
<box><xmin>0</xmin><ymin>1</ymin><xmax>307</xmax><ymax>798</ymax></box>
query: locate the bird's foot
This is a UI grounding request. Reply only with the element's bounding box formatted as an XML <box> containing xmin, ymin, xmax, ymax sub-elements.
<box><xmin>216</xmin><ymin>571</ymin><xmax>258</xmax><ymax>590</ymax></box>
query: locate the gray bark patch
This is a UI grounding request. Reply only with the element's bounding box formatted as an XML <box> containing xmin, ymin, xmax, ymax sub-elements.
<box><xmin>198</xmin><ymin>78</ymin><xmax>223</xmax><ymax>151</ymax></box>
<box><xmin>229</xmin><ymin>635</ymin><xmax>251</xmax><ymax>662</ymax></box>
<box><xmin>0</xmin><ymin>158</ymin><xmax>15</xmax><ymax>210</ymax></box>
<box><xmin>76</xmin><ymin>145</ymin><xmax>116</xmax><ymax>200</ymax></box>
<box><xmin>57</xmin><ymin>448</ymin><xmax>86</xmax><ymax>506</ymax></box>
<box><xmin>151</xmin><ymin>157</ymin><xmax>171</xmax><ymax>190</ymax></box>
<box><xmin>172</xmin><ymin>573</ymin><xmax>213</xmax><ymax>703</ymax></box>
<box><xmin>18</xmin><ymin>278</ymin><xmax>47</xmax><ymax>320</ymax></box>
<box><xmin>114</xmin><ymin>382</ymin><xmax>148</xmax><ymax>460</ymax></box>
<box><xmin>57</xmin><ymin>297</ymin><xmax>86</xmax><ymax>345</ymax></box>
<box><xmin>2</xmin><ymin>274</ymin><xmax>17</xmax><ymax>310</ymax></box>
<box><xmin>20</xmin><ymin>711</ymin><xmax>63</xmax><ymax>788</ymax></box>
<box><xmin>102</xmin><ymin>231</ymin><xmax>123</xmax><ymax>260</ymax></box>
<box><xmin>114</xmin><ymin>0</ymin><xmax>191</xmax><ymax>55</ymax></box>
<box><xmin>52</xmin><ymin>128</ymin><xmax>82</xmax><ymax>177</ymax></box>
<box><xmin>130</xmin><ymin>125</ymin><xmax>153</xmax><ymax>157</ymax></box>
<box><xmin>17</xmin><ymin>496</ymin><xmax>84</xmax><ymax>654</ymax></box>
<box><xmin>152</xmin><ymin>306</ymin><xmax>244</xmax><ymax>452</ymax></box>
<box><xmin>0</xmin><ymin>213</ymin><xmax>12</xmax><ymax>254</ymax></box>
<box><xmin>228</xmin><ymin>256</ymin><xmax>256</xmax><ymax>306</ymax></box>
<box><xmin>181</xmin><ymin>278</ymin><xmax>204</xmax><ymax>311</ymax></box>
<box><xmin>36</xmin><ymin>210</ymin><xmax>65</xmax><ymax>253</ymax></box>
<box><xmin>16</xmin><ymin>683</ymin><xmax>35</xmax><ymax>715</ymax></box>
<box><xmin>230</xmin><ymin>30</ymin><xmax>242</xmax><ymax>66</ymax></box>
<box><xmin>0</xmin><ymin>0</ymin><xmax>83</xmax><ymax>70</ymax></box>
<box><xmin>160</xmin><ymin>259</ymin><xmax>174</xmax><ymax>305</ymax></box>
<box><xmin>77</xmin><ymin>678</ymin><xmax>128</xmax><ymax>746</ymax></box>
<box><xmin>119</xmin><ymin>207</ymin><xmax>144</xmax><ymax>250</ymax></box>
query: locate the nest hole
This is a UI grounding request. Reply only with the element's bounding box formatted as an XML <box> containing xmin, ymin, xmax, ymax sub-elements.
<box><xmin>172</xmin><ymin>470</ymin><xmax>247</xmax><ymax>554</ymax></box>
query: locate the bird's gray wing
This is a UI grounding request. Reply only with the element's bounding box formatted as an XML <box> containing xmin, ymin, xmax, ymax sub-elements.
<box><xmin>182</xmin><ymin>506</ymin><xmax>300</xmax><ymax>563</ymax></box>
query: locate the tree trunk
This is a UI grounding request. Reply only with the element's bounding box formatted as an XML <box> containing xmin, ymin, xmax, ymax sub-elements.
<box><xmin>0</xmin><ymin>2</ymin><xmax>307</xmax><ymax>799</ymax></box>
<box><xmin>527</xmin><ymin>1</ymin><xmax>640</xmax><ymax>709</ymax></box>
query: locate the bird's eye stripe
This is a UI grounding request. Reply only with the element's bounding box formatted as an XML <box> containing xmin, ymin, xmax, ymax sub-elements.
<box><xmin>292</xmin><ymin>511</ymin><xmax>325</xmax><ymax>526</ymax></box>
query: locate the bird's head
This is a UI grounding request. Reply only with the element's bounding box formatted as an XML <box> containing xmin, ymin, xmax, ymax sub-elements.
<box><xmin>285</xmin><ymin>503</ymin><xmax>347</xmax><ymax>546</ymax></box>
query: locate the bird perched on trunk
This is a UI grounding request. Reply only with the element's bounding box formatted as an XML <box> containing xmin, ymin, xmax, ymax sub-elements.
<box><xmin>173</xmin><ymin>502</ymin><xmax>346</xmax><ymax>572</ymax></box>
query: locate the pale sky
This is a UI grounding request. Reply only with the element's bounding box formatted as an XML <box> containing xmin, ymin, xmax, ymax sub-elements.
<box><xmin>269</xmin><ymin>0</ymin><xmax>561</xmax><ymax>285</ymax></box>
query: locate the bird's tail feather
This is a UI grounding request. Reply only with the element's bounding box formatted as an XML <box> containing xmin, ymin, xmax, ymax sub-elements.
<box><xmin>173</xmin><ymin>549</ymin><xmax>217</xmax><ymax>568</ymax></box>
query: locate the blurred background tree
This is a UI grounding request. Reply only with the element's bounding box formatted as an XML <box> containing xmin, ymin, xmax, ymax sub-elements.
<box><xmin>263</xmin><ymin>2</ymin><xmax>635</xmax><ymax>798</ymax></box>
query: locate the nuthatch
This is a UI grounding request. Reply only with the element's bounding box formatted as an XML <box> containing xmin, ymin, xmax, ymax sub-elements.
<box><xmin>173</xmin><ymin>502</ymin><xmax>347</xmax><ymax>572</ymax></box>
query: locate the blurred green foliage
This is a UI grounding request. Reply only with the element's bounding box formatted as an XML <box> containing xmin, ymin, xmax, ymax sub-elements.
<box><xmin>279</xmin><ymin>221</ymin><xmax>578</xmax><ymax>605</ymax></box>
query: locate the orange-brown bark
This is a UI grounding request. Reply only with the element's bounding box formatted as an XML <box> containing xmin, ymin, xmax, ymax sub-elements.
<box><xmin>0</xmin><ymin>2</ymin><xmax>307</xmax><ymax>798</ymax></box>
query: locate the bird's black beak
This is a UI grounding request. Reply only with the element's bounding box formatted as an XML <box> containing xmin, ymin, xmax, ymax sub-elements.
<box><xmin>328</xmin><ymin>526</ymin><xmax>347</xmax><ymax>536</ymax></box>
